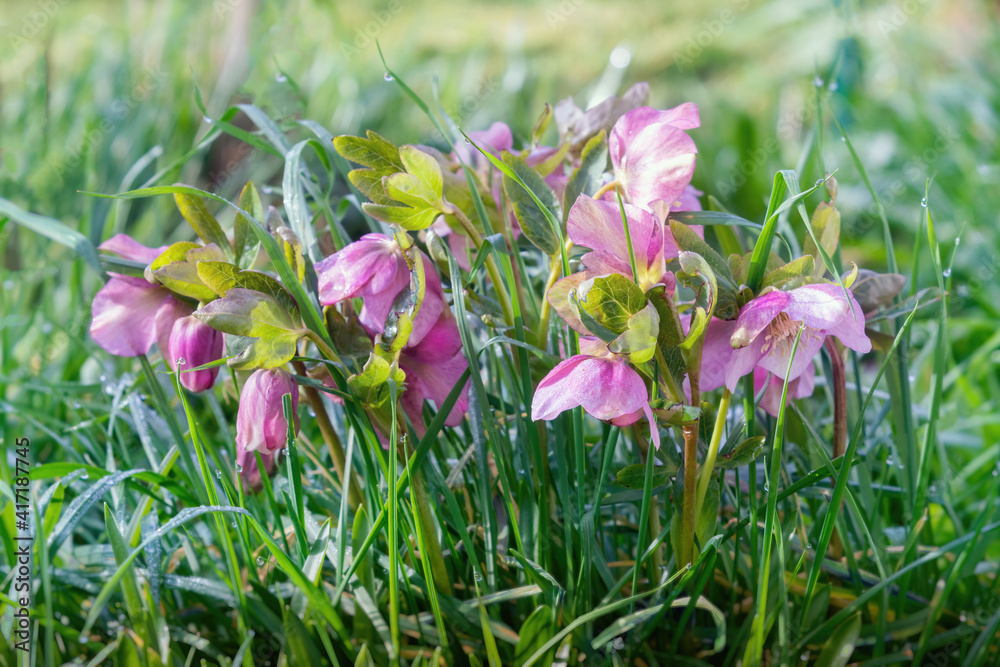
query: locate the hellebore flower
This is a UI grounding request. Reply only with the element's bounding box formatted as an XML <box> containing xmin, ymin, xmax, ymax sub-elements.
<box><xmin>397</xmin><ymin>310</ymin><xmax>470</xmax><ymax>435</ymax></box>
<box><xmin>315</xmin><ymin>234</ymin><xmax>443</xmax><ymax>345</ymax></box>
<box><xmin>235</xmin><ymin>368</ymin><xmax>300</xmax><ymax>456</ymax></box>
<box><xmin>547</xmin><ymin>197</ymin><xmax>674</xmax><ymax>334</ymax></box>
<box><xmin>167</xmin><ymin>315</ymin><xmax>225</xmax><ymax>393</ymax></box>
<box><xmin>90</xmin><ymin>234</ymin><xmax>191</xmax><ymax>357</ymax></box>
<box><xmin>609</xmin><ymin>104</ymin><xmax>700</xmax><ymax>214</ymax></box>
<box><xmin>453</xmin><ymin>121</ymin><xmax>513</xmax><ymax>168</ymax></box>
<box><xmin>532</xmin><ymin>338</ymin><xmax>659</xmax><ymax>447</ymax></box>
<box><xmin>236</xmin><ymin>444</ymin><xmax>275</xmax><ymax>491</ymax></box>
<box><xmin>699</xmin><ymin>284</ymin><xmax>871</xmax><ymax>410</ymax></box>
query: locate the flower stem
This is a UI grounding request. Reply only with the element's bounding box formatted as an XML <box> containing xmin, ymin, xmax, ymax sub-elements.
<box><xmin>825</xmin><ymin>337</ymin><xmax>847</xmax><ymax>459</ymax></box>
<box><xmin>449</xmin><ymin>207</ymin><xmax>515</xmax><ymax>327</ymax></box>
<box><xmin>535</xmin><ymin>253</ymin><xmax>563</xmax><ymax>348</ymax></box>
<box><xmin>680</xmin><ymin>421</ymin><xmax>699</xmax><ymax>567</ymax></box>
<box><xmin>694</xmin><ymin>388</ymin><xmax>731</xmax><ymax>524</ymax></box>
<box><xmin>293</xmin><ymin>360</ymin><xmax>363</xmax><ymax>509</ymax></box>
<box><xmin>592</xmin><ymin>180</ymin><xmax>620</xmax><ymax>200</ymax></box>
<box><xmin>306</xmin><ymin>330</ymin><xmax>342</xmax><ymax>365</ymax></box>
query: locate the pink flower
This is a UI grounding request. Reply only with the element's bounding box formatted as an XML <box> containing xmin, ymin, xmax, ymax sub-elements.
<box><xmin>700</xmin><ymin>284</ymin><xmax>871</xmax><ymax>399</ymax></box>
<box><xmin>167</xmin><ymin>315</ymin><xmax>225</xmax><ymax>392</ymax></box>
<box><xmin>754</xmin><ymin>365</ymin><xmax>816</xmax><ymax>418</ymax></box>
<box><xmin>235</xmin><ymin>368</ymin><xmax>299</xmax><ymax>455</ymax></box>
<box><xmin>453</xmin><ymin>121</ymin><xmax>513</xmax><ymax>168</ymax></box>
<box><xmin>609</xmin><ymin>104</ymin><xmax>700</xmax><ymax>213</ymax></box>
<box><xmin>89</xmin><ymin>234</ymin><xmax>190</xmax><ymax>357</ymax></box>
<box><xmin>397</xmin><ymin>310</ymin><xmax>470</xmax><ymax>435</ymax></box>
<box><xmin>547</xmin><ymin>197</ymin><xmax>674</xmax><ymax>334</ymax></box>
<box><xmin>315</xmin><ymin>234</ymin><xmax>443</xmax><ymax>346</ymax></box>
<box><xmin>236</xmin><ymin>445</ymin><xmax>275</xmax><ymax>491</ymax></box>
<box><xmin>532</xmin><ymin>338</ymin><xmax>658</xmax><ymax>446</ymax></box>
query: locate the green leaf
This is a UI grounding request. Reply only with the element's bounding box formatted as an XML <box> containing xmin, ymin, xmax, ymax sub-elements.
<box><xmin>760</xmin><ymin>255</ymin><xmax>815</xmax><ymax>291</ymax></box>
<box><xmin>196</xmin><ymin>261</ymin><xmax>298</xmax><ymax>314</ymax></box>
<box><xmin>362</xmin><ymin>203</ymin><xmax>441</xmax><ymax>231</ymax></box>
<box><xmin>0</xmin><ymin>197</ymin><xmax>103</xmax><ymax>276</ymax></box>
<box><xmin>173</xmin><ymin>191</ymin><xmax>231</xmax><ymax>255</ymax></box>
<box><xmin>802</xmin><ymin>201</ymin><xmax>841</xmax><ymax>277</ymax></box>
<box><xmin>530</xmin><ymin>104</ymin><xmax>554</xmax><ymax>147</ymax></box>
<box><xmin>848</xmin><ymin>270</ymin><xmax>906</xmax><ymax>312</ymax></box>
<box><xmin>148</xmin><ymin>242</ymin><xmax>227</xmax><ymax>302</ymax></box>
<box><xmin>502</xmin><ymin>152</ymin><xmax>561</xmax><ymax>255</ymax></box>
<box><xmin>608</xmin><ymin>302</ymin><xmax>660</xmax><ymax>364</ymax></box>
<box><xmin>234</xmin><ymin>181</ymin><xmax>263</xmax><ymax>266</ymax></box>
<box><xmin>282</xmin><ymin>603</ymin><xmax>324</xmax><ymax>666</ymax></box>
<box><xmin>615</xmin><ymin>462</ymin><xmax>677</xmax><ymax>489</ymax></box>
<box><xmin>193</xmin><ymin>288</ymin><xmax>305</xmax><ymax>369</ymax></box>
<box><xmin>647</xmin><ymin>285</ymin><xmax>687</xmax><ymax>389</ymax></box>
<box><xmin>716</xmin><ymin>436</ymin><xmax>766</xmax><ymax>469</ymax></box>
<box><xmin>347</xmin><ymin>351</ymin><xmax>406</xmax><ymax>435</ymax></box>
<box><xmin>275</xmin><ymin>226</ymin><xmax>306</xmax><ymax>283</ymax></box>
<box><xmin>383</xmin><ymin>145</ymin><xmax>445</xmax><ymax>209</ymax></box>
<box><xmin>814</xmin><ymin>613</ymin><xmax>861</xmax><ymax>667</ymax></box>
<box><xmin>333</xmin><ymin>131</ymin><xmax>405</xmax><ymax>173</ymax></box>
<box><xmin>514</xmin><ymin>606</ymin><xmax>556</xmax><ymax>667</ymax></box>
<box><xmin>671</xmin><ymin>219</ymin><xmax>739</xmax><ymax>318</ymax></box>
<box><xmin>574</xmin><ymin>273</ymin><xmax>648</xmax><ymax>340</ymax></box>
<box><xmin>695</xmin><ymin>479</ymin><xmax>719</xmax><ymax>549</ymax></box>
<box><xmin>675</xmin><ymin>251</ymin><xmax>718</xmax><ymax>343</ymax></box>
<box><xmin>563</xmin><ymin>131</ymin><xmax>608</xmax><ymax>224</ymax></box>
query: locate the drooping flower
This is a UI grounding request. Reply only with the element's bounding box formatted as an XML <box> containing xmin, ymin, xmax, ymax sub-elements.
<box><xmin>236</xmin><ymin>444</ymin><xmax>275</xmax><ymax>491</ymax></box>
<box><xmin>609</xmin><ymin>104</ymin><xmax>700</xmax><ymax>214</ymax></box>
<box><xmin>235</xmin><ymin>368</ymin><xmax>300</xmax><ymax>455</ymax></box>
<box><xmin>397</xmin><ymin>309</ymin><xmax>470</xmax><ymax>435</ymax></box>
<box><xmin>547</xmin><ymin>197</ymin><xmax>673</xmax><ymax>334</ymax></box>
<box><xmin>167</xmin><ymin>315</ymin><xmax>225</xmax><ymax>392</ymax></box>
<box><xmin>699</xmin><ymin>284</ymin><xmax>871</xmax><ymax>411</ymax></box>
<box><xmin>531</xmin><ymin>337</ymin><xmax>659</xmax><ymax>446</ymax></box>
<box><xmin>315</xmin><ymin>234</ymin><xmax>443</xmax><ymax>346</ymax></box>
<box><xmin>90</xmin><ymin>234</ymin><xmax>190</xmax><ymax>357</ymax></box>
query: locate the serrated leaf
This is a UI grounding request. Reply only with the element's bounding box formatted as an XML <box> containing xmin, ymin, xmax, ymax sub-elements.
<box><xmin>362</xmin><ymin>203</ymin><xmax>441</xmax><ymax>231</ymax></box>
<box><xmin>608</xmin><ymin>302</ymin><xmax>660</xmax><ymax>364</ymax></box>
<box><xmin>502</xmin><ymin>152</ymin><xmax>561</xmax><ymax>255</ymax></box>
<box><xmin>149</xmin><ymin>242</ymin><xmax>226</xmax><ymax>301</ymax></box>
<box><xmin>347</xmin><ymin>351</ymin><xmax>406</xmax><ymax>436</ymax></box>
<box><xmin>196</xmin><ymin>261</ymin><xmax>297</xmax><ymax>314</ymax></box>
<box><xmin>848</xmin><ymin>270</ymin><xmax>906</xmax><ymax>312</ymax></box>
<box><xmin>716</xmin><ymin>436</ymin><xmax>766</xmax><ymax>469</ymax></box>
<box><xmin>574</xmin><ymin>273</ymin><xmax>648</xmax><ymax>342</ymax></box>
<box><xmin>616</xmin><ymin>462</ymin><xmax>678</xmax><ymax>489</ymax></box>
<box><xmin>383</xmin><ymin>146</ymin><xmax>445</xmax><ymax>211</ymax></box>
<box><xmin>350</xmin><ymin>169</ymin><xmax>395</xmax><ymax>206</ymax></box>
<box><xmin>333</xmin><ymin>131</ymin><xmax>405</xmax><ymax>173</ymax></box>
<box><xmin>760</xmin><ymin>255</ymin><xmax>815</xmax><ymax>290</ymax></box>
<box><xmin>174</xmin><ymin>191</ymin><xmax>230</xmax><ymax>254</ymax></box>
<box><xmin>193</xmin><ymin>288</ymin><xmax>305</xmax><ymax>369</ymax></box>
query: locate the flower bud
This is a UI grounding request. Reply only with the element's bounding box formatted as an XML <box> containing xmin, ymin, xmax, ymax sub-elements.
<box><xmin>236</xmin><ymin>444</ymin><xmax>275</xmax><ymax>492</ymax></box>
<box><xmin>167</xmin><ymin>315</ymin><xmax>225</xmax><ymax>392</ymax></box>
<box><xmin>235</xmin><ymin>368</ymin><xmax>299</xmax><ymax>455</ymax></box>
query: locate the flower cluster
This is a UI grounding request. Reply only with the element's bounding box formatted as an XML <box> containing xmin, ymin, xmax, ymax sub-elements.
<box><xmin>86</xmin><ymin>83</ymin><xmax>895</xmax><ymax>520</ymax></box>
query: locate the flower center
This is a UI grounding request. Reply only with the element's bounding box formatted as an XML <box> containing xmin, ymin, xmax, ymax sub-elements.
<box><xmin>761</xmin><ymin>312</ymin><xmax>817</xmax><ymax>356</ymax></box>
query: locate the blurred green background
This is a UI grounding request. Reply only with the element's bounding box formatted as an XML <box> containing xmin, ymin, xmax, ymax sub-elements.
<box><xmin>2</xmin><ymin>0</ymin><xmax>998</xmax><ymax>440</ymax></box>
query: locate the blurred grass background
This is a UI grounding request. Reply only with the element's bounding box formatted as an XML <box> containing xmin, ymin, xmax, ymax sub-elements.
<box><xmin>1</xmin><ymin>0</ymin><xmax>998</xmax><ymax>502</ymax></box>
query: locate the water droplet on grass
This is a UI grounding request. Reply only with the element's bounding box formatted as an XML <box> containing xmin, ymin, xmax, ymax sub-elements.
<box><xmin>275</xmin><ymin>73</ymin><xmax>287</xmax><ymax>83</ymax></box>
<box><xmin>813</xmin><ymin>76</ymin><xmax>824</xmax><ymax>87</ymax></box>
<box><xmin>920</xmin><ymin>197</ymin><xmax>927</xmax><ymax>207</ymax></box>
<box><xmin>215</xmin><ymin>469</ymin><xmax>222</xmax><ymax>479</ymax></box>
<box><xmin>943</xmin><ymin>268</ymin><xmax>952</xmax><ymax>278</ymax></box>
<box><xmin>236</xmin><ymin>464</ymin><xmax>243</xmax><ymax>473</ymax></box>
<box><xmin>256</xmin><ymin>556</ymin><xmax>264</xmax><ymax>566</ymax></box>
<box><xmin>383</xmin><ymin>72</ymin><xmax>394</xmax><ymax>82</ymax></box>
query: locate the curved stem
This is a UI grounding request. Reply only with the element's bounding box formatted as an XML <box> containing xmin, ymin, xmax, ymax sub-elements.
<box><xmin>592</xmin><ymin>180</ymin><xmax>621</xmax><ymax>200</ymax></box>
<box><xmin>449</xmin><ymin>207</ymin><xmax>515</xmax><ymax>327</ymax></box>
<box><xmin>694</xmin><ymin>388</ymin><xmax>731</xmax><ymax>523</ymax></box>
<box><xmin>535</xmin><ymin>254</ymin><xmax>563</xmax><ymax>348</ymax></box>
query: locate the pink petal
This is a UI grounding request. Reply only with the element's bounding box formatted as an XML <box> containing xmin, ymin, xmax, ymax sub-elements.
<box><xmin>783</xmin><ymin>283</ymin><xmax>852</xmax><ymax>332</ymax></box>
<box><xmin>359</xmin><ymin>252</ymin><xmax>442</xmax><ymax>346</ymax></box>
<box><xmin>700</xmin><ymin>318</ymin><xmax>737</xmax><ymax>392</ymax></box>
<box><xmin>731</xmin><ymin>290</ymin><xmax>790</xmax><ymax>348</ymax></box>
<box><xmin>98</xmin><ymin>234</ymin><xmax>167</xmax><ymax>264</ymax></box>
<box><xmin>399</xmin><ymin>312</ymin><xmax>470</xmax><ymax>427</ymax></box>
<box><xmin>455</xmin><ymin>122</ymin><xmax>513</xmax><ymax>164</ymax></box>
<box><xmin>755</xmin><ymin>329</ymin><xmax>825</xmax><ymax>384</ymax></box>
<box><xmin>567</xmin><ymin>197</ymin><xmax>663</xmax><ymax>282</ymax></box>
<box><xmin>90</xmin><ymin>277</ymin><xmax>172</xmax><ymax>357</ymax></box>
<box><xmin>532</xmin><ymin>355</ymin><xmax>648</xmax><ymax>422</ymax></box>
<box><xmin>755</xmin><ymin>363</ymin><xmax>816</xmax><ymax>418</ymax></box>
<box><xmin>611</xmin><ymin>122</ymin><xmax>697</xmax><ymax>211</ymax></box>
<box><xmin>154</xmin><ymin>296</ymin><xmax>194</xmax><ymax>363</ymax></box>
<box><xmin>725</xmin><ymin>336</ymin><xmax>766</xmax><ymax>392</ymax></box>
<box><xmin>673</xmin><ymin>185</ymin><xmax>704</xmax><ymax>212</ymax></box>
<box><xmin>316</xmin><ymin>234</ymin><xmax>405</xmax><ymax>305</ymax></box>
